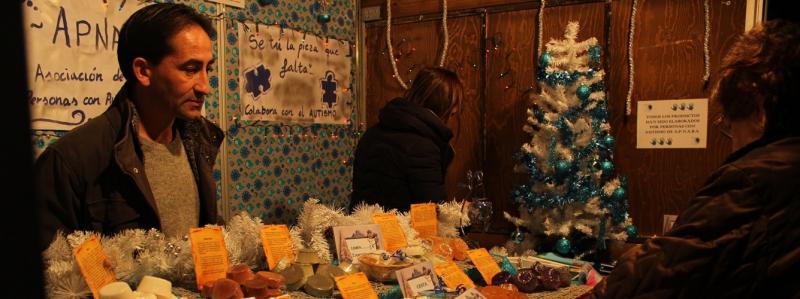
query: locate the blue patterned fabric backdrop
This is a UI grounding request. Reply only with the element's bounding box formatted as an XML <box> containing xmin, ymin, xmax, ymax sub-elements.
<box><xmin>31</xmin><ymin>0</ymin><xmax>358</xmax><ymax>225</ymax></box>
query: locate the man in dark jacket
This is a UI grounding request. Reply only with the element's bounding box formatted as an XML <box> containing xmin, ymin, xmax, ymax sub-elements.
<box><xmin>35</xmin><ymin>3</ymin><xmax>223</xmax><ymax>250</ymax></box>
<box><xmin>595</xmin><ymin>20</ymin><xmax>800</xmax><ymax>298</ymax></box>
<box><xmin>350</xmin><ymin>67</ymin><xmax>463</xmax><ymax>212</ymax></box>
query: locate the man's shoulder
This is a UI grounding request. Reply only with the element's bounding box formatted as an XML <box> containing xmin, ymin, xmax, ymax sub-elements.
<box><xmin>44</xmin><ymin>110</ymin><xmax>121</xmax><ymax>170</ymax></box>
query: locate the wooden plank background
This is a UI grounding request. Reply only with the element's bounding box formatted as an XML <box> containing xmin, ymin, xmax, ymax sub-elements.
<box><xmin>362</xmin><ymin>0</ymin><xmax>746</xmax><ymax>237</ymax></box>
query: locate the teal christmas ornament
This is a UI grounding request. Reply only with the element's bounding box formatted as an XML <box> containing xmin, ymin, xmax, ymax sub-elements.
<box><xmin>317</xmin><ymin>13</ymin><xmax>331</xmax><ymax>23</ymax></box>
<box><xmin>603</xmin><ymin>135</ymin><xmax>615</xmax><ymax>147</ymax></box>
<box><xmin>626</xmin><ymin>225</ymin><xmax>637</xmax><ymax>238</ymax></box>
<box><xmin>576</xmin><ymin>84</ymin><xmax>591</xmax><ymax>101</ymax></box>
<box><xmin>511</xmin><ymin>229</ymin><xmax>525</xmax><ymax>244</ymax></box>
<box><xmin>555</xmin><ymin>238</ymin><xmax>571</xmax><ymax>255</ymax></box>
<box><xmin>540</xmin><ymin>52</ymin><xmax>552</xmax><ymax>68</ymax></box>
<box><xmin>612</xmin><ymin>186</ymin><xmax>626</xmax><ymax>200</ymax></box>
<box><xmin>555</xmin><ymin>160</ymin><xmax>570</xmax><ymax>174</ymax></box>
<box><xmin>601</xmin><ymin>160</ymin><xmax>614</xmax><ymax>172</ymax></box>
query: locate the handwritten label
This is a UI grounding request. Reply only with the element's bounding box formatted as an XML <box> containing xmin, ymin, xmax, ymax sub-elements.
<box><xmin>73</xmin><ymin>235</ymin><xmax>116</xmax><ymax>299</ymax></box>
<box><xmin>23</xmin><ymin>0</ymin><xmax>144</xmax><ymax>130</ymax></box>
<box><xmin>260</xmin><ymin>224</ymin><xmax>294</xmax><ymax>270</ymax></box>
<box><xmin>190</xmin><ymin>227</ymin><xmax>229</xmax><ymax>290</ymax></box>
<box><xmin>636</xmin><ymin>99</ymin><xmax>708</xmax><ymax>148</ymax></box>
<box><xmin>395</xmin><ymin>262</ymin><xmax>437</xmax><ymax>298</ymax></box>
<box><xmin>371</xmin><ymin>213</ymin><xmax>408</xmax><ymax>252</ymax></box>
<box><xmin>333</xmin><ymin>224</ymin><xmax>384</xmax><ymax>263</ymax></box>
<box><xmin>408</xmin><ymin>275</ymin><xmax>435</xmax><ymax>294</ymax></box>
<box><xmin>239</xmin><ymin>22</ymin><xmax>353</xmax><ymax>124</ymax></box>
<box><xmin>433</xmin><ymin>261</ymin><xmax>475</xmax><ymax>289</ymax></box>
<box><xmin>455</xmin><ymin>288</ymin><xmax>488</xmax><ymax>299</ymax></box>
<box><xmin>410</xmin><ymin>203</ymin><xmax>438</xmax><ymax>238</ymax></box>
<box><xmin>345</xmin><ymin>238</ymin><xmax>377</xmax><ymax>257</ymax></box>
<box><xmin>334</xmin><ymin>272</ymin><xmax>378</xmax><ymax>299</ymax></box>
<box><xmin>467</xmin><ymin>248</ymin><xmax>502</xmax><ymax>285</ymax></box>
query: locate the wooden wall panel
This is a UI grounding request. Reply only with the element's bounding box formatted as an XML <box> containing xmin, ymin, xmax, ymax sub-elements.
<box><xmin>484</xmin><ymin>9</ymin><xmax>537</xmax><ymax>232</ymax></box>
<box><xmin>608</xmin><ymin>0</ymin><xmax>746</xmax><ymax>235</ymax></box>
<box><xmin>364</xmin><ymin>0</ymin><xmax>748</xmax><ymax>237</ymax></box>
<box><xmin>364</xmin><ymin>16</ymin><xmax>484</xmax><ymax>202</ymax></box>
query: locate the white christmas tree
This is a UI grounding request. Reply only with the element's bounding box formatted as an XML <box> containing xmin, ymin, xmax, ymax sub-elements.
<box><xmin>507</xmin><ymin>22</ymin><xmax>634</xmax><ymax>259</ymax></box>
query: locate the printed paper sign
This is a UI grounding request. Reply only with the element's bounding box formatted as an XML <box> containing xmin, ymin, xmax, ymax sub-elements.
<box><xmin>190</xmin><ymin>227</ymin><xmax>229</xmax><ymax>290</ymax></box>
<box><xmin>260</xmin><ymin>224</ymin><xmax>294</xmax><ymax>270</ymax></box>
<box><xmin>239</xmin><ymin>22</ymin><xmax>353</xmax><ymax>124</ymax></box>
<box><xmin>371</xmin><ymin>213</ymin><xmax>408</xmax><ymax>252</ymax></box>
<box><xmin>334</xmin><ymin>272</ymin><xmax>378</xmax><ymax>299</ymax></box>
<box><xmin>23</xmin><ymin>0</ymin><xmax>148</xmax><ymax>130</ymax></box>
<box><xmin>434</xmin><ymin>261</ymin><xmax>475</xmax><ymax>290</ymax></box>
<box><xmin>74</xmin><ymin>235</ymin><xmax>116</xmax><ymax>299</ymax></box>
<box><xmin>410</xmin><ymin>203</ymin><xmax>438</xmax><ymax>238</ymax></box>
<box><xmin>333</xmin><ymin>224</ymin><xmax>383</xmax><ymax>263</ymax></box>
<box><xmin>395</xmin><ymin>262</ymin><xmax>438</xmax><ymax>297</ymax></box>
<box><xmin>466</xmin><ymin>248</ymin><xmax>502</xmax><ymax>285</ymax></box>
<box><xmin>637</xmin><ymin>99</ymin><xmax>708</xmax><ymax>148</ymax></box>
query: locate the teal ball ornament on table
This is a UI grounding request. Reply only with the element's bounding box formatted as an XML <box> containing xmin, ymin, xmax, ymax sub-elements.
<box><xmin>317</xmin><ymin>13</ymin><xmax>331</xmax><ymax>23</ymax></box>
<box><xmin>555</xmin><ymin>238</ymin><xmax>571</xmax><ymax>255</ymax></box>
<box><xmin>539</xmin><ymin>52</ymin><xmax>552</xmax><ymax>68</ymax></box>
<box><xmin>601</xmin><ymin>160</ymin><xmax>614</xmax><ymax>173</ymax></box>
<box><xmin>612</xmin><ymin>187</ymin><xmax>626</xmax><ymax>200</ymax></box>
<box><xmin>626</xmin><ymin>225</ymin><xmax>637</xmax><ymax>239</ymax></box>
<box><xmin>511</xmin><ymin>229</ymin><xmax>525</xmax><ymax>244</ymax></box>
<box><xmin>576</xmin><ymin>84</ymin><xmax>591</xmax><ymax>101</ymax></box>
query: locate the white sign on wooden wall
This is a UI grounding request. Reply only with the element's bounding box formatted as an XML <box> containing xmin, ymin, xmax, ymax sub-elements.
<box><xmin>239</xmin><ymin>22</ymin><xmax>353</xmax><ymax>124</ymax></box>
<box><xmin>24</xmin><ymin>0</ymin><xmax>148</xmax><ymax>131</ymax></box>
<box><xmin>636</xmin><ymin>99</ymin><xmax>709</xmax><ymax>149</ymax></box>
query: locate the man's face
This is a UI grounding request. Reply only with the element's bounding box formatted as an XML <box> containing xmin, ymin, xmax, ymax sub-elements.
<box><xmin>148</xmin><ymin>24</ymin><xmax>214</xmax><ymax>121</ymax></box>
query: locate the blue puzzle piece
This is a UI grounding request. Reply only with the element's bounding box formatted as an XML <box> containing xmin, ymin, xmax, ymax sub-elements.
<box><xmin>245</xmin><ymin>65</ymin><xmax>271</xmax><ymax>98</ymax></box>
<box><xmin>321</xmin><ymin>72</ymin><xmax>338</xmax><ymax>108</ymax></box>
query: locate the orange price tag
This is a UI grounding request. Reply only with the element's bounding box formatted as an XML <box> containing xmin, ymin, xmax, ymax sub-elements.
<box><xmin>190</xmin><ymin>227</ymin><xmax>229</xmax><ymax>290</ymax></box>
<box><xmin>410</xmin><ymin>203</ymin><xmax>438</xmax><ymax>238</ymax></box>
<box><xmin>433</xmin><ymin>261</ymin><xmax>475</xmax><ymax>289</ymax></box>
<box><xmin>334</xmin><ymin>272</ymin><xmax>378</xmax><ymax>299</ymax></box>
<box><xmin>260</xmin><ymin>224</ymin><xmax>294</xmax><ymax>270</ymax></box>
<box><xmin>371</xmin><ymin>212</ymin><xmax>407</xmax><ymax>252</ymax></box>
<box><xmin>73</xmin><ymin>235</ymin><xmax>116</xmax><ymax>299</ymax></box>
<box><xmin>467</xmin><ymin>248</ymin><xmax>502</xmax><ymax>285</ymax></box>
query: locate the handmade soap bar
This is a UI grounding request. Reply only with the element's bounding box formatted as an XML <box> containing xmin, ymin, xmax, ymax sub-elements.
<box><xmin>211</xmin><ymin>278</ymin><xmax>244</xmax><ymax>299</ymax></box>
<box><xmin>511</xmin><ymin>269</ymin><xmax>539</xmax><ymax>293</ymax></box>
<box><xmin>200</xmin><ymin>280</ymin><xmax>216</xmax><ymax>299</ymax></box>
<box><xmin>226</xmin><ymin>264</ymin><xmax>255</xmax><ymax>284</ymax></box>
<box><xmin>99</xmin><ymin>281</ymin><xmax>133</xmax><ymax>299</ymax></box>
<box><xmin>304</xmin><ymin>273</ymin><xmax>335</xmax><ymax>298</ymax></box>
<box><xmin>315</xmin><ymin>264</ymin><xmax>345</xmax><ymax>279</ymax></box>
<box><xmin>278</xmin><ymin>264</ymin><xmax>305</xmax><ymax>291</ymax></box>
<box><xmin>255</xmin><ymin>271</ymin><xmax>286</xmax><ymax>288</ymax></box>
<box><xmin>242</xmin><ymin>277</ymin><xmax>269</xmax><ymax>298</ymax></box>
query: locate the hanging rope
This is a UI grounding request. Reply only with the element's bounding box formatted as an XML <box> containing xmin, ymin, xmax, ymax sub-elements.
<box><xmin>386</xmin><ymin>0</ymin><xmax>449</xmax><ymax>90</ymax></box>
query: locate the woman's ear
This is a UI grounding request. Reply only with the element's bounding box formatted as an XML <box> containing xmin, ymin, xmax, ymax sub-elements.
<box><xmin>132</xmin><ymin>57</ymin><xmax>152</xmax><ymax>86</ymax></box>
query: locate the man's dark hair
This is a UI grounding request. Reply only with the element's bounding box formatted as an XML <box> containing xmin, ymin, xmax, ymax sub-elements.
<box><xmin>117</xmin><ymin>3</ymin><xmax>215</xmax><ymax>84</ymax></box>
